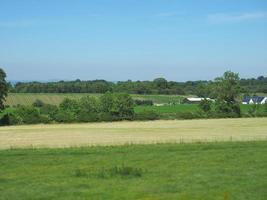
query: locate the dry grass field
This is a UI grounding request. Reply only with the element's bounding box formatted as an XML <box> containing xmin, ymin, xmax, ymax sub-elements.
<box><xmin>0</xmin><ymin>118</ymin><xmax>266</xmax><ymax>149</ymax></box>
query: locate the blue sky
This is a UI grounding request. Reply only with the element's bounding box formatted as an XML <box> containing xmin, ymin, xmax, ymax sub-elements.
<box><xmin>0</xmin><ymin>0</ymin><xmax>267</xmax><ymax>81</ymax></box>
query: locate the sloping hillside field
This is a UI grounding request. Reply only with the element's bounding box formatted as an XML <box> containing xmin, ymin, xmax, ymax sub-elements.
<box><xmin>4</xmin><ymin>93</ymin><xmax>186</xmax><ymax>106</ymax></box>
<box><xmin>0</xmin><ymin>118</ymin><xmax>266</xmax><ymax>149</ymax></box>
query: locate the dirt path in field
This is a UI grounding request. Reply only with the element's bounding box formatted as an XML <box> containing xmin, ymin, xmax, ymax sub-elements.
<box><xmin>0</xmin><ymin>118</ymin><xmax>267</xmax><ymax>149</ymax></box>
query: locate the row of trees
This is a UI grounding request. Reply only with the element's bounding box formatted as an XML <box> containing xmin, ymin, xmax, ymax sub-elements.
<box><xmin>1</xmin><ymin>93</ymin><xmax>140</xmax><ymax>125</ymax></box>
<box><xmin>1</xmin><ymin>68</ymin><xmax>267</xmax><ymax>125</ymax></box>
<box><xmin>10</xmin><ymin>76</ymin><xmax>267</xmax><ymax>95</ymax></box>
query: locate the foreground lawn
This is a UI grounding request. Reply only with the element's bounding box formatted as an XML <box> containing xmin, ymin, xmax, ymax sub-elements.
<box><xmin>0</xmin><ymin>141</ymin><xmax>266</xmax><ymax>199</ymax></box>
<box><xmin>1</xmin><ymin>118</ymin><xmax>267</xmax><ymax>149</ymax></box>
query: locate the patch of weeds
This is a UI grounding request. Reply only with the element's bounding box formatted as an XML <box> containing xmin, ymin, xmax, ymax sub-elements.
<box><xmin>74</xmin><ymin>166</ymin><xmax>144</xmax><ymax>179</ymax></box>
<box><xmin>73</xmin><ymin>169</ymin><xmax>88</xmax><ymax>177</ymax></box>
<box><xmin>98</xmin><ymin>166</ymin><xmax>143</xmax><ymax>178</ymax></box>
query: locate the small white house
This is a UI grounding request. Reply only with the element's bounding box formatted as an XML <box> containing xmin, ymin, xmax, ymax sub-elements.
<box><xmin>242</xmin><ymin>96</ymin><xmax>267</xmax><ymax>105</ymax></box>
<box><xmin>183</xmin><ymin>97</ymin><xmax>214</xmax><ymax>104</ymax></box>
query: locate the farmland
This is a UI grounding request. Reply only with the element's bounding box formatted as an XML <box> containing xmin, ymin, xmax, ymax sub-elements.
<box><xmin>135</xmin><ymin>104</ymin><xmax>266</xmax><ymax>114</ymax></box>
<box><xmin>4</xmin><ymin>93</ymin><xmax>266</xmax><ymax>116</ymax></box>
<box><xmin>0</xmin><ymin>141</ymin><xmax>267</xmax><ymax>199</ymax></box>
<box><xmin>0</xmin><ymin>118</ymin><xmax>266</xmax><ymax>149</ymax></box>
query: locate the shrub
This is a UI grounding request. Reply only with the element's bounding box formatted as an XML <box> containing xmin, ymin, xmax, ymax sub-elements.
<box><xmin>39</xmin><ymin>104</ymin><xmax>58</xmax><ymax>115</ymax></box>
<box><xmin>15</xmin><ymin>106</ymin><xmax>43</xmax><ymax>124</ymax></box>
<box><xmin>74</xmin><ymin>169</ymin><xmax>88</xmax><ymax>177</ymax></box>
<box><xmin>77</xmin><ymin>111</ymin><xmax>98</xmax><ymax>122</ymax></box>
<box><xmin>134</xmin><ymin>99</ymin><xmax>153</xmax><ymax>106</ymax></box>
<box><xmin>0</xmin><ymin>114</ymin><xmax>10</xmax><ymax>126</ymax></box>
<box><xmin>98</xmin><ymin>112</ymin><xmax>113</xmax><ymax>122</ymax></box>
<box><xmin>98</xmin><ymin>166</ymin><xmax>143</xmax><ymax>178</ymax></box>
<box><xmin>215</xmin><ymin>100</ymin><xmax>241</xmax><ymax>117</ymax></box>
<box><xmin>32</xmin><ymin>99</ymin><xmax>45</xmax><ymax>107</ymax></box>
<box><xmin>135</xmin><ymin>110</ymin><xmax>160</xmax><ymax>121</ymax></box>
<box><xmin>112</xmin><ymin>93</ymin><xmax>135</xmax><ymax>120</ymax></box>
<box><xmin>59</xmin><ymin>98</ymin><xmax>79</xmax><ymax>113</ymax></box>
<box><xmin>53</xmin><ymin>110</ymin><xmax>77</xmax><ymax>123</ymax></box>
<box><xmin>175</xmin><ymin>112</ymin><xmax>201</xmax><ymax>120</ymax></box>
<box><xmin>199</xmin><ymin>99</ymin><xmax>212</xmax><ymax>113</ymax></box>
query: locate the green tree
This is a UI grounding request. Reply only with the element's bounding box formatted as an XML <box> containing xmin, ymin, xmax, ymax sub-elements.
<box><xmin>199</xmin><ymin>99</ymin><xmax>212</xmax><ymax>113</ymax></box>
<box><xmin>215</xmin><ymin>71</ymin><xmax>240</xmax><ymax>102</ymax></box>
<box><xmin>112</xmin><ymin>93</ymin><xmax>134</xmax><ymax>120</ymax></box>
<box><xmin>214</xmin><ymin>71</ymin><xmax>241</xmax><ymax>117</ymax></box>
<box><xmin>153</xmin><ymin>78</ymin><xmax>168</xmax><ymax>89</ymax></box>
<box><xmin>0</xmin><ymin>68</ymin><xmax>8</xmax><ymax>110</ymax></box>
<box><xmin>100</xmin><ymin>92</ymin><xmax>114</xmax><ymax>113</ymax></box>
<box><xmin>59</xmin><ymin>98</ymin><xmax>79</xmax><ymax>113</ymax></box>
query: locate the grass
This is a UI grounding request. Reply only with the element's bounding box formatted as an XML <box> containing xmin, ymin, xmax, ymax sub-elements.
<box><xmin>4</xmin><ymin>93</ymin><xmax>102</xmax><ymax>106</ymax></box>
<box><xmin>0</xmin><ymin>141</ymin><xmax>267</xmax><ymax>199</ymax></box>
<box><xmin>135</xmin><ymin>104</ymin><xmax>266</xmax><ymax>114</ymax></box>
<box><xmin>4</xmin><ymin>93</ymin><xmax>186</xmax><ymax>106</ymax></box>
<box><xmin>0</xmin><ymin>118</ymin><xmax>267</xmax><ymax>149</ymax></box>
<box><xmin>135</xmin><ymin>104</ymin><xmax>200</xmax><ymax>114</ymax></box>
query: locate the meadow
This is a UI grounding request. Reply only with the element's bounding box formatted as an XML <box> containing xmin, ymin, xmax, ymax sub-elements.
<box><xmin>135</xmin><ymin>104</ymin><xmax>266</xmax><ymax>115</ymax></box>
<box><xmin>0</xmin><ymin>118</ymin><xmax>266</xmax><ymax>149</ymax></box>
<box><xmin>0</xmin><ymin>141</ymin><xmax>266</xmax><ymax>199</ymax></box>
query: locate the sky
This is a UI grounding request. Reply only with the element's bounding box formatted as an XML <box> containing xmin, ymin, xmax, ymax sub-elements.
<box><xmin>0</xmin><ymin>0</ymin><xmax>267</xmax><ymax>81</ymax></box>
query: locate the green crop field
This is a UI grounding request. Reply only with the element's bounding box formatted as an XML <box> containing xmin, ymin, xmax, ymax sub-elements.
<box><xmin>4</xmin><ymin>93</ymin><xmax>102</xmax><ymax>106</ymax></box>
<box><xmin>135</xmin><ymin>104</ymin><xmax>200</xmax><ymax>113</ymax></box>
<box><xmin>0</xmin><ymin>141</ymin><xmax>267</xmax><ymax>199</ymax></box>
<box><xmin>4</xmin><ymin>93</ymin><xmax>187</xmax><ymax>106</ymax></box>
<box><xmin>135</xmin><ymin>104</ymin><xmax>266</xmax><ymax>114</ymax></box>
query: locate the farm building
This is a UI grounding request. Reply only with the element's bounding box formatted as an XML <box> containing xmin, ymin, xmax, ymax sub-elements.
<box><xmin>183</xmin><ymin>97</ymin><xmax>214</xmax><ymax>104</ymax></box>
<box><xmin>242</xmin><ymin>96</ymin><xmax>267</xmax><ymax>104</ymax></box>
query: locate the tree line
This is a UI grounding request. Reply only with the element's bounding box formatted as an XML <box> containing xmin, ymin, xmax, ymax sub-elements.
<box><xmin>9</xmin><ymin>76</ymin><xmax>267</xmax><ymax>96</ymax></box>
<box><xmin>1</xmin><ymin>68</ymin><xmax>267</xmax><ymax>126</ymax></box>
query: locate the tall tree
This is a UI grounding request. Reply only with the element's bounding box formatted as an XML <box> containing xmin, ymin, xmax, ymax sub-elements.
<box><xmin>215</xmin><ymin>71</ymin><xmax>241</xmax><ymax>102</ymax></box>
<box><xmin>214</xmin><ymin>71</ymin><xmax>241</xmax><ymax>116</ymax></box>
<box><xmin>0</xmin><ymin>68</ymin><xmax>8</xmax><ymax>110</ymax></box>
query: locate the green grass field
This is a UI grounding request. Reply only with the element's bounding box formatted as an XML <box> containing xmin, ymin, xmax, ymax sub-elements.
<box><xmin>0</xmin><ymin>141</ymin><xmax>266</xmax><ymax>199</ymax></box>
<box><xmin>135</xmin><ymin>104</ymin><xmax>266</xmax><ymax>114</ymax></box>
<box><xmin>4</xmin><ymin>93</ymin><xmax>187</xmax><ymax>106</ymax></box>
<box><xmin>135</xmin><ymin>104</ymin><xmax>200</xmax><ymax>113</ymax></box>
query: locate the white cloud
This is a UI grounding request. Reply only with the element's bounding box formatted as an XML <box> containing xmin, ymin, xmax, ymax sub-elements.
<box><xmin>208</xmin><ymin>11</ymin><xmax>267</xmax><ymax>23</ymax></box>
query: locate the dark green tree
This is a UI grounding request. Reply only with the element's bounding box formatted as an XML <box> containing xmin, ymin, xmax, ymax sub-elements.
<box><xmin>199</xmin><ymin>99</ymin><xmax>212</xmax><ymax>113</ymax></box>
<box><xmin>215</xmin><ymin>71</ymin><xmax>240</xmax><ymax>102</ymax></box>
<box><xmin>0</xmin><ymin>68</ymin><xmax>8</xmax><ymax>110</ymax></box>
<box><xmin>112</xmin><ymin>93</ymin><xmax>134</xmax><ymax>120</ymax></box>
<box><xmin>153</xmin><ymin>78</ymin><xmax>168</xmax><ymax>89</ymax></box>
<box><xmin>214</xmin><ymin>71</ymin><xmax>241</xmax><ymax>116</ymax></box>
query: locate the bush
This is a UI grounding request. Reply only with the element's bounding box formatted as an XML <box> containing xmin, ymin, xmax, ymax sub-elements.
<box><xmin>134</xmin><ymin>99</ymin><xmax>153</xmax><ymax>106</ymax></box>
<box><xmin>98</xmin><ymin>166</ymin><xmax>143</xmax><ymax>178</ymax></box>
<box><xmin>199</xmin><ymin>99</ymin><xmax>212</xmax><ymax>113</ymax></box>
<box><xmin>39</xmin><ymin>104</ymin><xmax>58</xmax><ymax>115</ymax></box>
<box><xmin>53</xmin><ymin>110</ymin><xmax>77</xmax><ymax>123</ymax></box>
<box><xmin>32</xmin><ymin>99</ymin><xmax>45</xmax><ymax>107</ymax></box>
<box><xmin>0</xmin><ymin>114</ymin><xmax>10</xmax><ymax>126</ymax></box>
<box><xmin>15</xmin><ymin>106</ymin><xmax>43</xmax><ymax>124</ymax></box>
<box><xmin>135</xmin><ymin>110</ymin><xmax>160</xmax><ymax>121</ymax></box>
<box><xmin>98</xmin><ymin>112</ymin><xmax>113</xmax><ymax>122</ymax></box>
<box><xmin>77</xmin><ymin>111</ymin><xmax>98</xmax><ymax>122</ymax></box>
<box><xmin>175</xmin><ymin>112</ymin><xmax>201</xmax><ymax>120</ymax></box>
<box><xmin>215</xmin><ymin>100</ymin><xmax>241</xmax><ymax>117</ymax></box>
